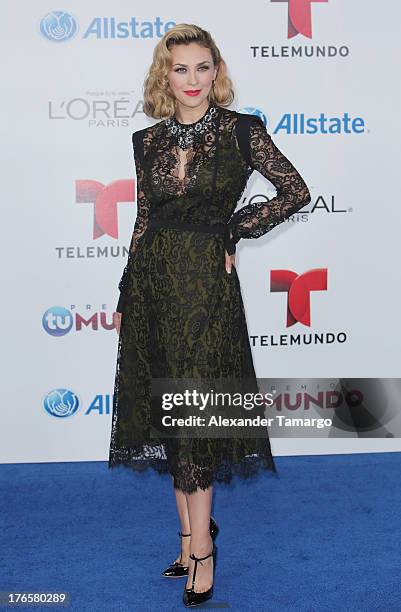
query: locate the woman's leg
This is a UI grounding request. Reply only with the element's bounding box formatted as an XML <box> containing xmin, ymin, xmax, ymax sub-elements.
<box><xmin>185</xmin><ymin>485</ymin><xmax>214</xmax><ymax>593</ymax></box>
<box><xmin>172</xmin><ymin>476</ymin><xmax>191</xmax><ymax>565</ymax></box>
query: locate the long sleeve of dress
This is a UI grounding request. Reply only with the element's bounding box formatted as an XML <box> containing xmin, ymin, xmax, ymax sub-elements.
<box><xmin>116</xmin><ymin>131</ymin><xmax>151</xmax><ymax>313</ymax></box>
<box><xmin>225</xmin><ymin>116</ymin><xmax>311</xmax><ymax>255</ymax></box>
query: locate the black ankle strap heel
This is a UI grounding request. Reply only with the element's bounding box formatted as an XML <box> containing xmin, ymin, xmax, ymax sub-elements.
<box><xmin>161</xmin><ymin>516</ymin><xmax>219</xmax><ymax>579</ymax></box>
<box><xmin>183</xmin><ymin>543</ymin><xmax>217</xmax><ymax>607</ymax></box>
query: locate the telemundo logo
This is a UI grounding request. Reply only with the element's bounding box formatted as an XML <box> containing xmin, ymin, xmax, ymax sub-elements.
<box><xmin>44</xmin><ymin>389</ymin><xmax>80</xmax><ymax>418</ymax></box>
<box><xmin>40</xmin><ymin>11</ymin><xmax>78</xmax><ymax>42</ymax></box>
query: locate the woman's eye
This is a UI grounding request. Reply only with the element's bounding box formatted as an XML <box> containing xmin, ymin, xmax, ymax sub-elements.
<box><xmin>175</xmin><ymin>66</ymin><xmax>209</xmax><ymax>73</ymax></box>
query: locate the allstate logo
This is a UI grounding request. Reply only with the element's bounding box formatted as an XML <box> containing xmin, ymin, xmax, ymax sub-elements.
<box><xmin>239</xmin><ymin>107</ymin><xmax>268</xmax><ymax>129</ymax></box>
<box><xmin>43</xmin><ymin>307</ymin><xmax>73</xmax><ymax>337</ymax></box>
<box><xmin>44</xmin><ymin>389</ymin><xmax>80</xmax><ymax>418</ymax></box>
<box><xmin>40</xmin><ymin>11</ymin><xmax>78</xmax><ymax>42</ymax></box>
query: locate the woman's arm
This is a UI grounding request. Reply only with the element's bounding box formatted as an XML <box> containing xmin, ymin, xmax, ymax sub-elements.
<box><xmin>225</xmin><ymin>116</ymin><xmax>311</xmax><ymax>255</ymax></box>
<box><xmin>116</xmin><ymin>130</ymin><xmax>151</xmax><ymax>314</ymax></box>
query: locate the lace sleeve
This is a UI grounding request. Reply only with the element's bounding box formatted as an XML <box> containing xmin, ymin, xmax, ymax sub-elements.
<box><xmin>116</xmin><ymin>130</ymin><xmax>151</xmax><ymax>313</ymax></box>
<box><xmin>225</xmin><ymin>116</ymin><xmax>311</xmax><ymax>255</ymax></box>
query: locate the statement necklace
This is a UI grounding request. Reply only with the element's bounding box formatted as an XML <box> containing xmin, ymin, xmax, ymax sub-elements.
<box><xmin>165</xmin><ymin>104</ymin><xmax>219</xmax><ymax>150</ymax></box>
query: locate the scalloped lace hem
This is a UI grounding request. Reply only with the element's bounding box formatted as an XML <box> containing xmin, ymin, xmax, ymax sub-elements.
<box><xmin>108</xmin><ymin>444</ymin><xmax>278</xmax><ymax>494</ymax></box>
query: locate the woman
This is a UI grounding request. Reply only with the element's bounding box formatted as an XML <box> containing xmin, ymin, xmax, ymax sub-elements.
<box><xmin>108</xmin><ymin>24</ymin><xmax>311</xmax><ymax>607</ymax></box>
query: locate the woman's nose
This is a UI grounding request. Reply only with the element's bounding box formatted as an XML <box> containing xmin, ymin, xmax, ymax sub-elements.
<box><xmin>187</xmin><ymin>72</ymin><xmax>198</xmax><ymax>85</ymax></box>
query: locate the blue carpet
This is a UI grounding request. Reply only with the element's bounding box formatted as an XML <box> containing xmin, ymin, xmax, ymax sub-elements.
<box><xmin>1</xmin><ymin>452</ymin><xmax>400</xmax><ymax>612</ymax></box>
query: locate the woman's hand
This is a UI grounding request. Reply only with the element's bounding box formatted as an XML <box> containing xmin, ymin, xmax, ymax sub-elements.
<box><xmin>113</xmin><ymin>311</ymin><xmax>122</xmax><ymax>335</ymax></box>
<box><xmin>225</xmin><ymin>250</ymin><xmax>235</xmax><ymax>274</ymax></box>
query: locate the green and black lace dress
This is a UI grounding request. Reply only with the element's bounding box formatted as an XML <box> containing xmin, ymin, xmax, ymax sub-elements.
<box><xmin>108</xmin><ymin>104</ymin><xmax>311</xmax><ymax>493</ymax></box>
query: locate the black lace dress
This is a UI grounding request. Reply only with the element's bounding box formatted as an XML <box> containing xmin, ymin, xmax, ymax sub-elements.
<box><xmin>108</xmin><ymin>104</ymin><xmax>311</xmax><ymax>493</ymax></box>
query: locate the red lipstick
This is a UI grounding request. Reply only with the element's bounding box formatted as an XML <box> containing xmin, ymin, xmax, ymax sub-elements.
<box><xmin>184</xmin><ymin>90</ymin><xmax>201</xmax><ymax>96</ymax></box>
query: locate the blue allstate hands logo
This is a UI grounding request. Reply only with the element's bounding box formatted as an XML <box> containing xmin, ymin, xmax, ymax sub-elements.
<box><xmin>44</xmin><ymin>389</ymin><xmax>80</xmax><ymax>418</ymax></box>
<box><xmin>239</xmin><ymin>107</ymin><xmax>269</xmax><ymax>129</ymax></box>
<box><xmin>40</xmin><ymin>11</ymin><xmax>78</xmax><ymax>42</ymax></box>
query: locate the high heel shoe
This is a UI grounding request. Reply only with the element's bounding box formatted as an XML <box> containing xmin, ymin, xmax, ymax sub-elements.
<box><xmin>161</xmin><ymin>516</ymin><xmax>218</xmax><ymax>578</ymax></box>
<box><xmin>183</xmin><ymin>542</ymin><xmax>217</xmax><ymax>607</ymax></box>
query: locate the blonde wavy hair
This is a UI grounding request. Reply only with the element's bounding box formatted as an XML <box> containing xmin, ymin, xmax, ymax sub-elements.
<box><xmin>142</xmin><ymin>23</ymin><xmax>235</xmax><ymax>119</ymax></box>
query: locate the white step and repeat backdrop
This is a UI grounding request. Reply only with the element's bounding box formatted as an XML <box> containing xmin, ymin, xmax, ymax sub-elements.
<box><xmin>1</xmin><ymin>1</ymin><xmax>400</xmax><ymax>463</ymax></box>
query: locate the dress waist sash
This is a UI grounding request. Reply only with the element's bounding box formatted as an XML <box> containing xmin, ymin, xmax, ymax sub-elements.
<box><xmin>146</xmin><ymin>218</ymin><xmax>237</xmax><ymax>255</ymax></box>
<box><xmin>147</xmin><ymin>218</ymin><xmax>227</xmax><ymax>235</ymax></box>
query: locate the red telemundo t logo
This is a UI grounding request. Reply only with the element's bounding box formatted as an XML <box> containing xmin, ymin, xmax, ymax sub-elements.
<box><xmin>76</xmin><ymin>179</ymin><xmax>134</xmax><ymax>239</ymax></box>
<box><xmin>271</xmin><ymin>268</ymin><xmax>327</xmax><ymax>327</ymax></box>
<box><xmin>271</xmin><ymin>0</ymin><xmax>328</xmax><ymax>38</ymax></box>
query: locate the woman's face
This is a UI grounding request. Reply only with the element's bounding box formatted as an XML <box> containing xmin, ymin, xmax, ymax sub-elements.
<box><xmin>167</xmin><ymin>42</ymin><xmax>218</xmax><ymax>110</ymax></box>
